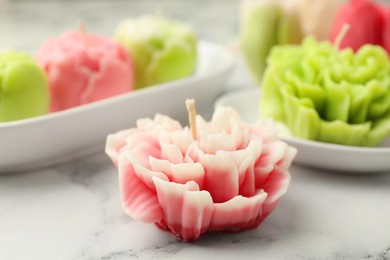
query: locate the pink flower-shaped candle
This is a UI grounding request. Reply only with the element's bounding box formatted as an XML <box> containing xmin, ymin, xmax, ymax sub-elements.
<box><xmin>106</xmin><ymin>102</ymin><xmax>296</xmax><ymax>242</ymax></box>
<box><xmin>37</xmin><ymin>30</ymin><xmax>134</xmax><ymax>112</ymax></box>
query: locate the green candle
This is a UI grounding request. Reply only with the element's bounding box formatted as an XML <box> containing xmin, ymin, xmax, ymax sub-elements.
<box><xmin>239</xmin><ymin>0</ymin><xmax>302</xmax><ymax>83</ymax></box>
<box><xmin>114</xmin><ymin>15</ymin><xmax>197</xmax><ymax>89</ymax></box>
<box><xmin>0</xmin><ymin>51</ymin><xmax>49</xmax><ymax>122</ymax></box>
<box><xmin>260</xmin><ymin>37</ymin><xmax>390</xmax><ymax>147</ymax></box>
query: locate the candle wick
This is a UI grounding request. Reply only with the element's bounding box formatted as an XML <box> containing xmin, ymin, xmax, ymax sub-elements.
<box><xmin>77</xmin><ymin>20</ymin><xmax>88</xmax><ymax>46</ymax></box>
<box><xmin>334</xmin><ymin>23</ymin><xmax>350</xmax><ymax>50</ymax></box>
<box><xmin>185</xmin><ymin>99</ymin><xmax>197</xmax><ymax>140</ymax></box>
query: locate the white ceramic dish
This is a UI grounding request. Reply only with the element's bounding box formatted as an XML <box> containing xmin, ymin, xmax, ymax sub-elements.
<box><xmin>0</xmin><ymin>40</ymin><xmax>234</xmax><ymax>173</ymax></box>
<box><xmin>215</xmin><ymin>87</ymin><xmax>390</xmax><ymax>173</ymax></box>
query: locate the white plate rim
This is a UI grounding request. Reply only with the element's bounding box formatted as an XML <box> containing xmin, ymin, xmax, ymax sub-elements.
<box><xmin>214</xmin><ymin>87</ymin><xmax>390</xmax><ymax>173</ymax></box>
<box><xmin>0</xmin><ymin>40</ymin><xmax>235</xmax><ymax>173</ymax></box>
<box><xmin>0</xmin><ymin>40</ymin><xmax>234</xmax><ymax>130</ymax></box>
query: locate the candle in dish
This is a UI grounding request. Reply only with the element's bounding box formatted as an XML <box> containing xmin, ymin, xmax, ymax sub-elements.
<box><xmin>260</xmin><ymin>36</ymin><xmax>390</xmax><ymax>147</ymax></box>
<box><xmin>240</xmin><ymin>0</ymin><xmax>302</xmax><ymax>83</ymax></box>
<box><xmin>114</xmin><ymin>15</ymin><xmax>197</xmax><ymax>89</ymax></box>
<box><xmin>105</xmin><ymin>100</ymin><xmax>296</xmax><ymax>242</ymax></box>
<box><xmin>37</xmin><ymin>29</ymin><xmax>135</xmax><ymax>112</ymax></box>
<box><xmin>0</xmin><ymin>50</ymin><xmax>49</xmax><ymax>122</ymax></box>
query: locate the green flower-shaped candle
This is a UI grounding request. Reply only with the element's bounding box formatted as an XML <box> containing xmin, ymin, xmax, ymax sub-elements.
<box><xmin>260</xmin><ymin>37</ymin><xmax>390</xmax><ymax>147</ymax></box>
<box><xmin>240</xmin><ymin>0</ymin><xmax>302</xmax><ymax>83</ymax></box>
<box><xmin>114</xmin><ymin>15</ymin><xmax>197</xmax><ymax>89</ymax></box>
<box><xmin>0</xmin><ymin>51</ymin><xmax>49</xmax><ymax>122</ymax></box>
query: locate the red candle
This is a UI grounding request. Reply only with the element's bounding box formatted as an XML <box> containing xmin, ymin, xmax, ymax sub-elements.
<box><xmin>330</xmin><ymin>0</ymin><xmax>385</xmax><ymax>51</ymax></box>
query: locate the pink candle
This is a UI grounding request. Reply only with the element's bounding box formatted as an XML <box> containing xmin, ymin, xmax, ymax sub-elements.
<box><xmin>106</xmin><ymin>104</ymin><xmax>296</xmax><ymax>242</ymax></box>
<box><xmin>37</xmin><ymin>31</ymin><xmax>135</xmax><ymax>112</ymax></box>
<box><xmin>330</xmin><ymin>0</ymin><xmax>385</xmax><ymax>51</ymax></box>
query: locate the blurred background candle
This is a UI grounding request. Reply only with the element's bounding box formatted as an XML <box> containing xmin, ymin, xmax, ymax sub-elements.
<box><xmin>36</xmin><ymin>30</ymin><xmax>135</xmax><ymax>112</ymax></box>
<box><xmin>0</xmin><ymin>50</ymin><xmax>49</xmax><ymax>122</ymax></box>
<box><xmin>114</xmin><ymin>15</ymin><xmax>197</xmax><ymax>89</ymax></box>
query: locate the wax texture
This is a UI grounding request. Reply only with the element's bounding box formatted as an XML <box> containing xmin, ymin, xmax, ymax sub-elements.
<box><xmin>37</xmin><ymin>31</ymin><xmax>134</xmax><ymax>112</ymax></box>
<box><xmin>260</xmin><ymin>37</ymin><xmax>390</xmax><ymax>147</ymax></box>
<box><xmin>106</xmin><ymin>107</ymin><xmax>296</xmax><ymax>242</ymax></box>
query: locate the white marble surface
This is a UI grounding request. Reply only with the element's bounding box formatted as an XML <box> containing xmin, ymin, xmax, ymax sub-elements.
<box><xmin>1</xmin><ymin>1</ymin><xmax>390</xmax><ymax>260</ymax></box>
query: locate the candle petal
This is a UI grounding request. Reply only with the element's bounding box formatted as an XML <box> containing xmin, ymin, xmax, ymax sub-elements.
<box><xmin>199</xmin><ymin>153</ymin><xmax>239</xmax><ymax>203</ymax></box>
<box><xmin>105</xmin><ymin>128</ymin><xmax>137</xmax><ymax>166</ymax></box>
<box><xmin>261</xmin><ymin>165</ymin><xmax>291</xmax><ymax>218</ymax></box>
<box><xmin>153</xmin><ymin>178</ymin><xmax>203</xmax><ymax>239</ymax></box>
<box><xmin>118</xmin><ymin>153</ymin><xmax>163</xmax><ymax>223</ymax></box>
<box><xmin>181</xmin><ymin>191</ymin><xmax>214</xmax><ymax>241</ymax></box>
<box><xmin>160</xmin><ymin>143</ymin><xmax>184</xmax><ymax>163</ymax></box>
<box><xmin>217</xmin><ymin>139</ymin><xmax>263</xmax><ymax>197</ymax></box>
<box><xmin>149</xmin><ymin>157</ymin><xmax>205</xmax><ymax>188</ymax></box>
<box><xmin>209</xmin><ymin>190</ymin><xmax>267</xmax><ymax>231</ymax></box>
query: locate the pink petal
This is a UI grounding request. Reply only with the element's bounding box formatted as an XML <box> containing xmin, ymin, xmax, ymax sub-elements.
<box><xmin>136</xmin><ymin>114</ymin><xmax>182</xmax><ymax>132</ymax></box>
<box><xmin>106</xmin><ymin>131</ymin><xmax>160</xmax><ymax>167</ymax></box>
<box><xmin>105</xmin><ymin>128</ymin><xmax>137</xmax><ymax>167</ymax></box>
<box><xmin>153</xmin><ymin>114</ymin><xmax>183</xmax><ymax>131</ymax></box>
<box><xmin>266</xmin><ymin>141</ymin><xmax>292</xmax><ymax>165</ymax></box>
<box><xmin>80</xmin><ymin>57</ymin><xmax>133</xmax><ymax>104</ymax></box>
<box><xmin>198</xmin><ymin>131</ymin><xmax>236</xmax><ymax>154</ymax></box>
<box><xmin>254</xmin><ymin>141</ymin><xmax>294</xmax><ymax>188</ymax></box>
<box><xmin>230</xmin><ymin>119</ymin><xmax>250</xmax><ymax>150</ymax></box>
<box><xmin>278</xmin><ymin>146</ymin><xmax>298</xmax><ymax>169</ymax></box>
<box><xmin>261</xmin><ymin>165</ymin><xmax>291</xmax><ymax>218</ymax></box>
<box><xmin>127</xmin><ymin>141</ymin><xmax>161</xmax><ymax>168</ymax></box>
<box><xmin>149</xmin><ymin>157</ymin><xmax>171</xmax><ymax>174</ymax></box>
<box><xmin>160</xmin><ymin>143</ymin><xmax>183</xmax><ymax>163</ymax></box>
<box><xmin>199</xmin><ymin>153</ymin><xmax>239</xmax><ymax>203</ymax></box>
<box><xmin>217</xmin><ymin>140</ymin><xmax>263</xmax><ymax>197</ymax></box>
<box><xmin>136</xmin><ymin>118</ymin><xmax>155</xmax><ymax>131</ymax></box>
<box><xmin>211</xmin><ymin>106</ymin><xmax>242</xmax><ymax>133</ymax></box>
<box><xmin>169</xmin><ymin>163</ymin><xmax>205</xmax><ymax>188</ymax></box>
<box><xmin>153</xmin><ymin>178</ymin><xmax>203</xmax><ymax>240</ymax></box>
<box><xmin>254</xmin><ymin>164</ymin><xmax>274</xmax><ymax>189</ymax></box>
<box><xmin>118</xmin><ymin>153</ymin><xmax>163</xmax><ymax>223</ymax></box>
<box><xmin>184</xmin><ymin>142</ymin><xmax>202</xmax><ymax>162</ymax></box>
<box><xmin>170</xmin><ymin>129</ymin><xmax>193</xmax><ymax>154</ymax></box>
<box><xmin>209</xmin><ymin>191</ymin><xmax>267</xmax><ymax>232</ymax></box>
<box><xmin>45</xmin><ymin>55</ymin><xmax>88</xmax><ymax>111</ymax></box>
<box><xmin>180</xmin><ymin>191</ymin><xmax>214</xmax><ymax>241</ymax></box>
<box><xmin>129</xmin><ymin>155</ymin><xmax>169</xmax><ymax>191</ymax></box>
<box><xmin>149</xmin><ymin>157</ymin><xmax>205</xmax><ymax>189</ymax></box>
<box><xmin>248</xmin><ymin>120</ymin><xmax>279</xmax><ymax>144</ymax></box>
<box><xmin>123</xmin><ymin>132</ymin><xmax>159</xmax><ymax>153</ymax></box>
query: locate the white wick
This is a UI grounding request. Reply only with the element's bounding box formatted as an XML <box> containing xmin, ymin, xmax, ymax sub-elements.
<box><xmin>186</xmin><ymin>99</ymin><xmax>197</xmax><ymax>140</ymax></box>
<box><xmin>77</xmin><ymin>20</ymin><xmax>88</xmax><ymax>46</ymax></box>
<box><xmin>334</xmin><ymin>23</ymin><xmax>350</xmax><ymax>50</ymax></box>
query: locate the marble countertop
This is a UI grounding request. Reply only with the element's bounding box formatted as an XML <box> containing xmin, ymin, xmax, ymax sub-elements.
<box><xmin>1</xmin><ymin>1</ymin><xmax>390</xmax><ymax>259</ymax></box>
